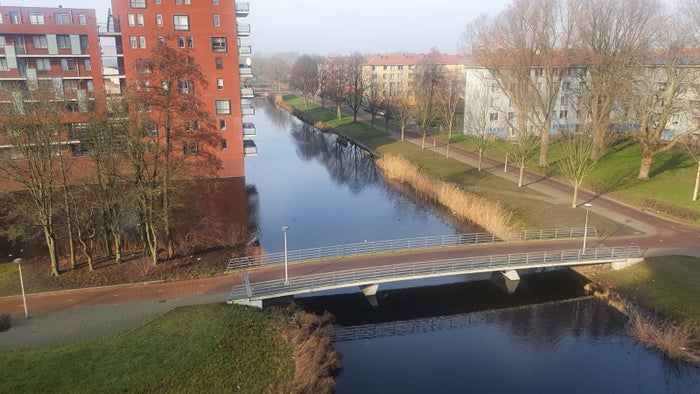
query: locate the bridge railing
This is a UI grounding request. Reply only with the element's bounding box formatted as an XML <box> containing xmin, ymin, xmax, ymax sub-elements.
<box><xmin>227</xmin><ymin>227</ymin><xmax>597</xmax><ymax>271</ymax></box>
<box><xmin>229</xmin><ymin>245</ymin><xmax>640</xmax><ymax>300</ymax></box>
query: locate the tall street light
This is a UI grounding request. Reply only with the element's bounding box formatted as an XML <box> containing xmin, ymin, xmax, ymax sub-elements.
<box><xmin>582</xmin><ymin>203</ymin><xmax>593</xmax><ymax>250</ymax></box>
<box><xmin>282</xmin><ymin>226</ymin><xmax>289</xmax><ymax>285</ymax></box>
<box><xmin>14</xmin><ymin>258</ymin><xmax>28</xmax><ymax>319</ymax></box>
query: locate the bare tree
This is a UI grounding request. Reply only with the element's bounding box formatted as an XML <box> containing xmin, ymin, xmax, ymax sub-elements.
<box><xmin>574</xmin><ymin>0</ymin><xmax>664</xmax><ymax>160</ymax></box>
<box><xmin>509</xmin><ymin>132</ymin><xmax>540</xmax><ymax>188</ymax></box>
<box><xmin>388</xmin><ymin>93</ymin><xmax>414</xmax><ymax>141</ymax></box>
<box><xmin>0</xmin><ymin>86</ymin><xmax>64</xmax><ymax>275</ymax></box>
<box><xmin>126</xmin><ymin>38</ymin><xmax>222</xmax><ymax>263</ymax></box>
<box><xmin>556</xmin><ymin>132</ymin><xmax>597</xmax><ymax>207</ymax></box>
<box><xmin>345</xmin><ymin>52</ymin><xmax>366</xmax><ymax>122</ymax></box>
<box><xmin>463</xmin><ymin>72</ymin><xmax>493</xmax><ymax>171</ymax></box>
<box><xmin>414</xmin><ymin>49</ymin><xmax>444</xmax><ymax>150</ymax></box>
<box><xmin>321</xmin><ymin>57</ymin><xmax>347</xmax><ymax>121</ymax></box>
<box><xmin>436</xmin><ymin>68</ymin><xmax>464</xmax><ymax>158</ymax></box>
<box><xmin>289</xmin><ymin>54</ymin><xmax>318</xmax><ymax>107</ymax></box>
<box><xmin>363</xmin><ymin>78</ymin><xmax>384</xmax><ymax>127</ymax></box>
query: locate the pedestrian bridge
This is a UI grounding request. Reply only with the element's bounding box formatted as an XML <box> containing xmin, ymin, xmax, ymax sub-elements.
<box><xmin>228</xmin><ymin>245</ymin><xmax>643</xmax><ymax>308</ymax></box>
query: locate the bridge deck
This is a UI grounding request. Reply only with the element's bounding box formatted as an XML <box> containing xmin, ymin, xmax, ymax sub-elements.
<box><xmin>229</xmin><ymin>246</ymin><xmax>642</xmax><ymax>305</ymax></box>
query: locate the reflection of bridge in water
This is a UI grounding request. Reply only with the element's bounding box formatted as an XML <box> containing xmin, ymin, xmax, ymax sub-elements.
<box><xmin>330</xmin><ymin>296</ymin><xmax>595</xmax><ymax>342</ymax></box>
<box><xmin>228</xmin><ymin>227</ymin><xmax>642</xmax><ymax>307</ymax></box>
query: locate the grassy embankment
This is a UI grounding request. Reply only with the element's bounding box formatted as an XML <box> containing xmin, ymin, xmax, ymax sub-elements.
<box><xmin>281</xmin><ymin>93</ymin><xmax>700</xmax><ymax>360</ymax></box>
<box><xmin>0</xmin><ymin>304</ymin><xmax>339</xmax><ymax>393</ymax></box>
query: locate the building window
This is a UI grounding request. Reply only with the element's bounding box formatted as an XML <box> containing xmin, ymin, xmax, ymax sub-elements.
<box><xmin>213</xmin><ymin>14</ymin><xmax>220</xmax><ymax>27</ymax></box>
<box><xmin>54</xmin><ymin>13</ymin><xmax>71</xmax><ymax>25</ymax></box>
<box><xmin>219</xmin><ymin>119</ymin><xmax>227</xmax><ymax>130</ymax></box>
<box><xmin>155</xmin><ymin>0</ymin><xmax>161</xmax><ymax>4</ymax></box>
<box><xmin>0</xmin><ymin>59</ymin><xmax>9</xmax><ymax>71</ymax></box>
<box><xmin>135</xmin><ymin>59</ymin><xmax>152</xmax><ymax>74</ymax></box>
<box><xmin>137</xmin><ymin>14</ymin><xmax>144</xmax><ymax>27</ymax></box>
<box><xmin>130</xmin><ymin>36</ymin><xmax>138</xmax><ymax>49</ymax></box>
<box><xmin>156</xmin><ymin>14</ymin><xmax>163</xmax><ymax>27</ymax></box>
<box><xmin>139</xmin><ymin>36</ymin><xmax>146</xmax><ymax>49</ymax></box>
<box><xmin>178</xmin><ymin>79</ymin><xmax>194</xmax><ymax>94</ymax></box>
<box><xmin>0</xmin><ymin>13</ymin><xmax>3</xmax><ymax>24</ymax></box>
<box><xmin>33</xmin><ymin>35</ymin><xmax>48</xmax><ymax>49</ymax></box>
<box><xmin>129</xmin><ymin>0</ymin><xmax>147</xmax><ymax>8</ymax></box>
<box><xmin>29</xmin><ymin>12</ymin><xmax>45</xmax><ymax>24</ymax></box>
<box><xmin>10</xmin><ymin>12</ymin><xmax>21</xmax><ymax>24</ymax></box>
<box><xmin>173</xmin><ymin>15</ymin><xmax>189</xmax><ymax>31</ymax></box>
<box><xmin>36</xmin><ymin>58</ymin><xmax>51</xmax><ymax>71</ymax></box>
<box><xmin>560</xmin><ymin>110</ymin><xmax>568</xmax><ymax>119</ymax></box>
<box><xmin>187</xmin><ymin>36</ymin><xmax>194</xmax><ymax>48</ymax></box>
<box><xmin>213</xmin><ymin>0</ymin><xmax>219</xmax><ymax>5</ymax></box>
<box><xmin>221</xmin><ymin>139</ymin><xmax>227</xmax><ymax>150</ymax></box>
<box><xmin>215</xmin><ymin>100</ymin><xmax>231</xmax><ymax>115</ymax></box>
<box><xmin>178</xmin><ymin>36</ymin><xmax>185</xmax><ymax>48</ymax></box>
<box><xmin>57</xmin><ymin>35</ymin><xmax>71</xmax><ymax>49</ymax></box>
<box><xmin>128</xmin><ymin>14</ymin><xmax>136</xmax><ymax>27</ymax></box>
<box><xmin>142</xmin><ymin>121</ymin><xmax>157</xmax><ymax>137</ymax></box>
<box><xmin>157</xmin><ymin>36</ymin><xmax>164</xmax><ymax>44</ymax></box>
<box><xmin>77</xmin><ymin>14</ymin><xmax>86</xmax><ymax>25</ymax></box>
<box><xmin>0</xmin><ymin>36</ymin><xmax>6</xmax><ymax>48</ymax></box>
<box><xmin>183</xmin><ymin>142</ymin><xmax>198</xmax><ymax>156</ymax></box>
<box><xmin>489</xmin><ymin>113</ymin><xmax>499</xmax><ymax>122</ymax></box>
<box><xmin>84</xmin><ymin>59</ymin><xmax>91</xmax><ymax>71</ymax></box>
<box><xmin>211</xmin><ymin>37</ymin><xmax>227</xmax><ymax>52</ymax></box>
<box><xmin>61</xmin><ymin>59</ymin><xmax>77</xmax><ymax>71</ymax></box>
<box><xmin>215</xmin><ymin>57</ymin><xmax>223</xmax><ymax>69</ymax></box>
<box><xmin>176</xmin><ymin>0</ymin><xmax>192</xmax><ymax>4</ymax></box>
<box><xmin>187</xmin><ymin>56</ymin><xmax>195</xmax><ymax>65</ymax></box>
<box><xmin>217</xmin><ymin>78</ymin><xmax>224</xmax><ymax>90</ymax></box>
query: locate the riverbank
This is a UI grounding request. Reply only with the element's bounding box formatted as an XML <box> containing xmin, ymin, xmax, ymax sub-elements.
<box><xmin>274</xmin><ymin>92</ymin><xmax>700</xmax><ymax>361</ymax></box>
<box><xmin>0</xmin><ymin>303</ymin><xmax>339</xmax><ymax>392</ymax></box>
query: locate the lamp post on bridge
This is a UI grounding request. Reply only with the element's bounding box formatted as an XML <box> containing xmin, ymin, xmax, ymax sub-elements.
<box><xmin>282</xmin><ymin>226</ymin><xmax>289</xmax><ymax>285</ymax></box>
<box><xmin>582</xmin><ymin>203</ymin><xmax>593</xmax><ymax>250</ymax></box>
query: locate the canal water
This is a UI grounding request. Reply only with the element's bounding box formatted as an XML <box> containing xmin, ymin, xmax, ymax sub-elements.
<box><xmin>247</xmin><ymin>99</ymin><xmax>700</xmax><ymax>392</ymax></box>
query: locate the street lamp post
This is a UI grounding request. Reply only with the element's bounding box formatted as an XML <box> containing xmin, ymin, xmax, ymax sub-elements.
<box><xmin>582</xmin><ymin>203</ymin><xmax>593</xmax><ymax>250</ymax></box>
<box><xmin>14</xmin><ymin>258</ymin><xmax>28</xmax><ymax>319</ymax></box>
<box><xmin>282</xmin><ymin>226</ymin><xmax>289</xmax><ymax>285</ymax></box>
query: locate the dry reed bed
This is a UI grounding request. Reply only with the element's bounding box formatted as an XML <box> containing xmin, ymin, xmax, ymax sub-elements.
<box><xmin>585</xmin><ymin>283</ymin><xmax>700</xmax><ymax>363</ymax></box>
<box><xmin>376</xmin><ymin>155</ymin><xmax>515</xmax><ymax>238</ymax></box>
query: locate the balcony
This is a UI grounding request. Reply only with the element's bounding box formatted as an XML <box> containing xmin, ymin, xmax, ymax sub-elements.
<box><xmin>239</xmin><ymin>45</ymin><xmax>252</xmax><ymax>56</ymax></box>
<box><xmin>242</xmin><ymin>104</ymin><xmax>255</xmax><ymax>116</ymax></box>
<box><xmin>241</xmin><ymin>86</ymin><xmax>254</xmax><ymax>98</ymax></box>
<box><xmin>239</xmin><ymin>67</ymin><xmax>253</xmax><ymax>78</ymax></box>
<box><xmin>244</xmin><ymin>139</ymin><xmax>257</xmax><ymax>156</ymax></box>
<box><xmin>237</xmin><ymin>23</ymin><xmax>251</xmax><ymax>37</ymax></box>
<box><xmin>243</xmin><ymin>122</ymin><xmax>256</xmax><ymax>137</ymax></box>
<box><xmin>236</xmin><ymin>2</ymin><xmax>250</xmax><ymax>17</ymax></box>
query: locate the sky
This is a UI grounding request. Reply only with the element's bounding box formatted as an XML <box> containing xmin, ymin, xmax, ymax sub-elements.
<box><xmin>3</xmin><ymin>0</ymin><xmax>513</xmax><ymax>55</ymax></box>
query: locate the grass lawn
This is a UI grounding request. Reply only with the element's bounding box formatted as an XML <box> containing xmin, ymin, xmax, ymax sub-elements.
<box><xmin>595</xmin><ymin>256</ymin><xmax>700</xmax><ymax>327</ymax></box>
<box><xmin>0</xmin><ymin>304</ymin><xmax>294</xmax><ymax>393</ymax></box>
<box><xmin>281</xmin><ymin>94</ymin><xmax>633</xmax><ymax>232</ymax></box>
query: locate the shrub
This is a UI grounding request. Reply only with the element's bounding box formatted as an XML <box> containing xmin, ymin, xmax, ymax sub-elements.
<box><xmin>0</xmin><ymin>314</ymin><xmax>10</xmax><ymax>332</ymax></box>
<box><xmin>643</xmin><ymin>198</ymin><xmax>698</xmax><ymax>220</ymax></box>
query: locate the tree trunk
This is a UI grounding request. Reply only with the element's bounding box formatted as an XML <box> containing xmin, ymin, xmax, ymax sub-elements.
<box><xmin>571</xmin><ymin>184</ymin><xmax>579</xmax><ymax>208</ymax></box>
<box><xmin>518</xmin><ymin>165</ymin><xmax>524</xmax><ymax>187</ymax></box>
<box><xmin>638</xmin><ymin>146</ymin><xmax>653</xmax><ymax>180</ymax></box>
<box><xmin>44</xmin><ymin>228</ymin><xmax>59</xmax><ymax>276</ymax></box>
<box><xmin>336</xmin><ymin>104</ymin><xmax>341</xmax><ymax>121</ymax></box>
<box><xmin>421</xmin><ymin>133</ymin><xmax>426</xmax><ymax>150</ymax></box>
<box><xmin>478</xmin><ymin>148</ymin><xmax>483</xmax><ymax>172</ymax></box>
<box><xmin>401</xmin><ymin>125</ymin><xmax>405</xmax><ymax>141</ymax></box>
<box><xmin>539</xmin><ymin>128</ymin><xmax>549</xmax><ymax>167</ymax></box>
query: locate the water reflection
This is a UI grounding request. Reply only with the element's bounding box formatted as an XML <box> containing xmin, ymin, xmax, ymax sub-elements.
<box><xmin>244</xmin><ymin>99</ymin><xmax>470</xmax><ymax>252</ymax></box>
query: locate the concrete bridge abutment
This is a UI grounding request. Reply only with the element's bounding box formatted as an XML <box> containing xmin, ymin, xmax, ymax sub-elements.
<box><xmin>490</xmin><ymin>270</ymin><xmax>520</xmax><ymax>295</ymax></box>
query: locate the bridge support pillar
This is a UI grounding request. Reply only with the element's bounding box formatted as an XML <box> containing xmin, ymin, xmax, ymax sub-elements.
<box><xmin>360</xmin><ymin>284</ymin><xmax>379</xmax><ymax>297</ymax></box>
<box><xmin>490</xmin><ymin>270</ymin><xmax>520</xmax><ymax>295</ymax></box>
<box><xmin>227</xmin><ymin>298</ymin><xmax>263</xmax><ymax>308</ymax></box>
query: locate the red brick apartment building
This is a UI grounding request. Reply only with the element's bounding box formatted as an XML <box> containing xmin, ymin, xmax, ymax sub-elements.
<box><xmin>0</xmin><ymin>6</ymin><xmax>105</xmax><ymax>128</ymax></box>
<box><xmin>0</xmin><ymin>1</ymin><xmax>253</xmax><ymax>179</ymax></box>
<box><xmin>109</xmin><ymin>0</ymin><xmax>253</xmax><ymax>177</ymax></box>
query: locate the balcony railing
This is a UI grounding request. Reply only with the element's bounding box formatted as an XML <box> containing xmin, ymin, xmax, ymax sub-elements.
<box><xmin>236</xmin><ymin>2</ymin><xmax>250</xmax><ymax>17</ymax></box>
<box><xmin>237</xmin><ymin>23</ymin><xmax>251</xmax><ymax>36</ymax></box>
<box><xmin>239</xmin><ymin>67</ymin><xmax>253</xmax><ymax>78</ymax></box>
<box><xmin>239</xmin><ymin>45</ymin><xmax>252</xmax><ymax>56</ymax></box>
<box><xmin>243</xmin><ymin>139</ymin><xmax>257</xmax><ymax>156</ymax></box>
<box><xmin>243</xmin><ymin>122</ymin><xmax>256</xmax><ymax>137</ymax></box>
<box><xmin>242</xmin><ymin>104</ymin><xmax>255</xmax><ymax>116</ymax></box>
<box><xmin>241</xmin><ymin>86</ymin><xmax>254</xmax><ymax>98</ymax></box>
